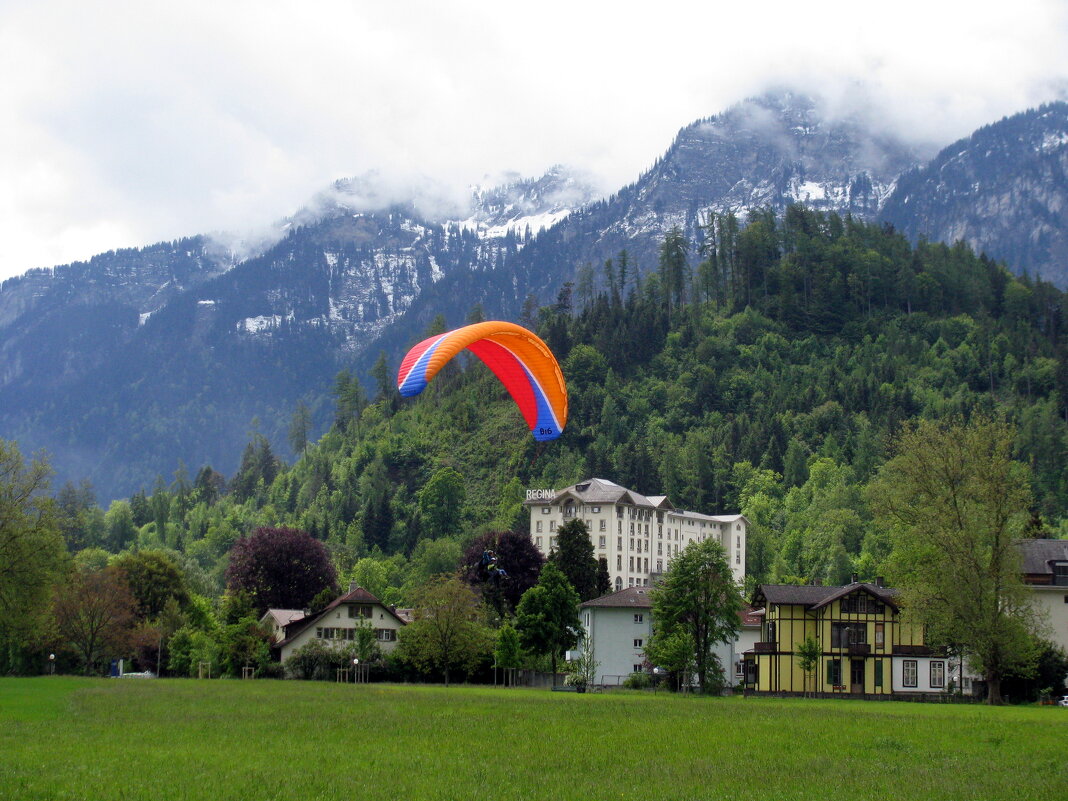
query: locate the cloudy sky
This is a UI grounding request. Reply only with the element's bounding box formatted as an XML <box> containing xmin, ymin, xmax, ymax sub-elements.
<box><xmin>1</xmin><ymin>0</ymin><xmax>1066</xmax><ymax>282</ymax></box>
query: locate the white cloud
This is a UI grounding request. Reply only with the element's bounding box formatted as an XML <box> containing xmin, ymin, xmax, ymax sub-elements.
<box><xmin>1</xmin><ymin>0</ymin><xmax>1067</xmax><ymax>280</ymax></box>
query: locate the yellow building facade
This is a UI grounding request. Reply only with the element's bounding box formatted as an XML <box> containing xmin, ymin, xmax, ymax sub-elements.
<box><xmin>745</xmin><ymin>581</ymin><xmax>931</xmax><ymax>697</ymax></box>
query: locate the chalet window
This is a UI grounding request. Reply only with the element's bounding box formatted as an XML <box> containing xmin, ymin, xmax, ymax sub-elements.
<box><xmin>840</xmin><ymin>594</ymin><xmax>884</xmax><ymax>615</ymax></box>
<box><xmin>375</xmin><ymin>628</ymin><xmax>396</xmax><ymax>642</ymax></box>
<box><xmin>633</xmin><ymin>664</ymin><xmax>643</xmax><ymax>673</ymax></box>
<box><xmin>826</xmin><ymin>659</ymin><xmax>842</xmax><ymax>686</ymax></box>
<box><xmin>766</xmin><ymin>621</ymin><xmax>776</xmax><ymax>644</ymax></box>
<box><xmin>348</xmin><ymin>605</ymin><xmax>372</xmax><ymax>619</ymax></box>
<box><xmin>903</xmin><ymin>659</ymin><xmax>918</xmax><ymax>688</ymax></box>
<box><xmin>875</xmin><ymin>623</ymin><xmax>885</xmax><ymax>648</ymax></box>
<box><xmin>831</xmin><ymin>623</ymin><xmax>867</xmax><ymax>648</ymax></box>
<box><xmin>930</xmin><ymin>661</ymin><xmax>945</xmax><ymax>688</ymax></box>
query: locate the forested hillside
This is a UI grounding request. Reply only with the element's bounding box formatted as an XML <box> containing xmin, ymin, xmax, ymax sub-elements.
<box><xmin>55</xmin><ymin>206</ymin><xmax>1068</xmax><ymax>603</ymax></box>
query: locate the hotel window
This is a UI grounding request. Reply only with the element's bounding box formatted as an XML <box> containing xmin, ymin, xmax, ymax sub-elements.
<box><xmin>536</xmin><ymin>521</ymin><xmax>543</xmax><ymax>533</ymax></box>
<box><xmin>826</xmin><ymin>659</ymin><xmax>842</xmax><ymax>686</ymax></box>
<box><xmin>658</xmin><ymin>526</ymin><xmax>663</xmax><ymax>538</ymax></box>
<box><xmin>630</xmin><ymin>522</ymin><xmax>635</xmax><ymax>533</ymax></box>
<box><xmin>541</xmin><ymin>507</ymin><xmax>550</xmax><ymax>514</ymax></box>
<box><xmin>599</xmin><ymin>520</ymin><xmax>606</xmax><ymax>531</ymax></box>
<box><xmin>633</xmin><ymin>664</ymin><xmax>643</xmax><ymax>673</ymax></box>
<box><xmin>536</xmin><ymin>537</ymin><xmax>542</xmax><ymax>548</ymax></box>
<box><xmin>616</xmin><ymin>555</ymin><xmax>622</xmax><ymax>570</ymax></box>
<box><xmin>633</xmin><ymin>639</ymin><xmax>643</xmax><ymax>648</ymax></box>
<box><xmin>617</xmin><ymin>536</ymin><xmax>622</xmax><ymax>549</ymax></box>
<box><xmin>930</xmin><ymin>661</ymin><xmax>945</xmax><ymax>688</ymax></box>
<box><xmin>657</xmin><ymin>543</ymin><xmax>662</xmax><ymax>555</ymax></box>
<box><xmin>629</xmin><ymin>557</ymin><xmax>634</xmax><ymax>571</ymax></box>
<box><xmin>656</xmin><ymin>559</ymin><xmax>662</xmax><ymax>571</ymax></box>
<box><xmin>549</xmin><ymin>521</ymin><xmax>557</xmax><ymax>531</ymax></box>
<box><xmin>736</xmin><ymin>553</ymin><xmax>740</xmax><ymax>564</ymax></box>
<box><xmin>598</xmin><ymin>535</ymin><xmax>606</xmax><ymax>548</ymax></box>
<box><xmin>903</xmin><ymin>659</ymin><xmax>918</xmax><ymax>688</ymax></box>
<box><xmin>591</xmin><ymin>506</ymin><xmax>600</xmax><ymax>513</ymax></box>
<box><xmin>644</xmin><ymin>558</ymin><xmax>649</xmax><ymax>572</ymax></box>
<box><xmin>549</xmin><ymin>537</ymin><xmax>556</xmax><ymax>548</ymax></box>
<box><xmin>618</xmin><ymin>521</ymin><xmax>622</xmax><ymax>534</ymax></box>
<box><xmin>634</xmin><ymin>614</ymin><xmax>643</xmax><ymax>624</ymax></box>
<box><xmin>584</xmin><ymin>613</ymin><xmax>590</xmax><ymax>627</ymax></box>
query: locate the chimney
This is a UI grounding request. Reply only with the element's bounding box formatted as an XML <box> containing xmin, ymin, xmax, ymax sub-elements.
<box><xmin>851</xmin><ymin>573</ymin><xmax>859</xmax><ymax>585</ymax></box>
<box><xmin>875</xmin><ymin>576</ymin><xmax>884</xmax><ymax>588</ymax></box>
<box><xmin>349</xmin><ymin>581</ymin><xmax>359</xmax><ymax>594</ymax></box>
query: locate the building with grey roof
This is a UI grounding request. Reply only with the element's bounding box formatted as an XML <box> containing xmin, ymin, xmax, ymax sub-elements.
<box><xmin>525</xmin><ymin>477</ymin><xmax>747</xmax><ymax>591</ymax></box>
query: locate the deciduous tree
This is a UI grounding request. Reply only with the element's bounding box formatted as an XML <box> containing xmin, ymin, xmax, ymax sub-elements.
<box><xmin>870</xmin><ymin>416</ymin><xmax>1040</xmax><ymax>704</ymax></box>
<box><xmin>225</xmin><ymin>527</ymin><xmax>337</xmax><ymax>616</ymax></box>
<box><xmin>515</xmin><ymin>562</ymin><xmax>580</xmax><ymax>682</ymax></box>
<box><xmin>52</xmin><ymin>566</ymin><xmax>137</xmax><ymax>674</ymax></box>
<box><xmin>397</xmin><ymin>574</ymin><xmax>493</xmax><ymax>686</ymax></box>
<box><xmin>0</xmin><ymin>441</ymin><xmax>66</xmax><ymax>665</ymax></box>
<box><xmin>650</xmin><ymin>538</ymin><xmax>741</xmax><ymax>694</ymax></box>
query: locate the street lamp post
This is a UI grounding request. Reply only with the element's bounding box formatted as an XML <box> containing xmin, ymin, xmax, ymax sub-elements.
<box><xmin>48</xmin><ymin>653</ymin><xmax>55</xmax><ymax>676</ymax></box>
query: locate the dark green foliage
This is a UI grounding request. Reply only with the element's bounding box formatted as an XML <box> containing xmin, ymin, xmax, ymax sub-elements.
<box><xmin>111</xmin><ymin>549</ymin><xmax>190</xmax><ymax>620</ymax></box>
<box><xmin>515</xmin><ymin>562</ymin><xmax>580</xmax><ymax>679</ymax></box>
<box><xmin>650</xmin><ymin>539</ymin><xmax>740</xmax><ymax>694</ymax></box>
<box><xmin>550</xmin><ymin>519</ymin><xmax>599</xmax><ymax>601</ymax></box>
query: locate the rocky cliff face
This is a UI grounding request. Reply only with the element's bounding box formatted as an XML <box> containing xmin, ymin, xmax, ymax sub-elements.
<box><xmin>880</xmin><ymin>102</ymin><xmax>1068</xmax><ymax>287</ymax></box>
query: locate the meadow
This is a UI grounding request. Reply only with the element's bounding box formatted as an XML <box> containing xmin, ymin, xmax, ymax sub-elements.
<box><xmin>1</xmin><ymin>677</ymin><xmax>1065</xmax><ymax>801</ymax></box>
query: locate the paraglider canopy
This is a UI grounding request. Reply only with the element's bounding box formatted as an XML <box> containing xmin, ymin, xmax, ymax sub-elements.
<box><xmin>397</xmin><ymin>321</ymin><xmax>568</xmax><ymax>441</ymax></box>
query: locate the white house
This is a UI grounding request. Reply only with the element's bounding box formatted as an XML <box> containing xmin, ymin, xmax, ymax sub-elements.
<box><xmin>525</xmin><ymin>478</ymin><xmax>747</xmax><ymax>591</ymax></box>
<box><xmin>1019</xmin><ymin>538</ymin><xmax>1068</xmax><ymax>663</ymax></box>
<box><xmin>578</xmin><ymin>588</ymin><xmax>761</xmax><ymax>689</ymax></box>
<box><xmin>274</xmin><ymin>584</ymin><xmax>406</xmax><ymax>663</ymax></box>
<box><xmin>260</xmin><ymin>608</ymin><xmax>306</xmax><ymax>644</ymax></box>
<box><xmin>578</xmin><ymin>587</ymin><xmax>654</xmax><ymax>685</ymax></box>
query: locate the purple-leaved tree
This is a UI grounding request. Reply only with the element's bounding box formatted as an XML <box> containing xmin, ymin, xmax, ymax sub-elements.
<box><xmin>225</xmin><ymin>527</ymin><xmax>337</xmax><ymax>616</ymax></box>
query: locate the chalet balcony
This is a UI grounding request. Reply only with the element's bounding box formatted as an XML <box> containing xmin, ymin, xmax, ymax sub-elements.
<box><xmin>754</xmin><ymin>642</ymin><xmax>776</xmax><ymax>653</ymax></box>
<box><xmin>848</xmin><ymin>643</ymin><xmax>871</xmax><ymax>656</ymax></box>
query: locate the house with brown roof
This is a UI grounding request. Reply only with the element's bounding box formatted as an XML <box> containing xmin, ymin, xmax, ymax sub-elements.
<box><xmin>274</xmin><ymin>583</ymin><xmax>407</xmax><ymax>663</ymax></box>
<box><xmin>744</xmin><ymin>578</ymin><xmax>953</xmax><ymax>698</ymax></box>
<box><xmin>1018</xmin><ymin>538</ymin><xmax>1068</xmax><ymax>657</ymax></box>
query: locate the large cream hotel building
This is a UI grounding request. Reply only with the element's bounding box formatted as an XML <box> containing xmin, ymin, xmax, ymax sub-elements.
<box><xmin>525</xmin><ymin>477</ymin><xmax>747</xmax><ymax>590</ymax></box>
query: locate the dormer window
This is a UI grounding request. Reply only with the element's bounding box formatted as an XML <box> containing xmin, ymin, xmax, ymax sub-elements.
<box><xmin>1053</xmin><ymin>562</ymin><xmax>1068</xmax><ymax>586</ymax></box>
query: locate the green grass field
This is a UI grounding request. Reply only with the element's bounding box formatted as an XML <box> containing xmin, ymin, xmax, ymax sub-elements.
<box><xmin>1</xmin><ymin>678</ymin><xmax>1065</xmax><ymax>801</ymax></box>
